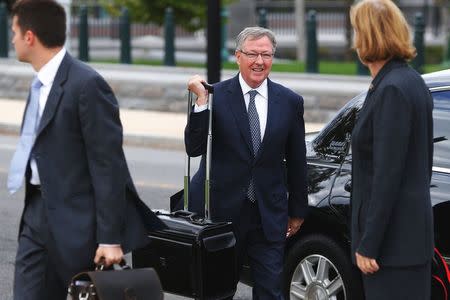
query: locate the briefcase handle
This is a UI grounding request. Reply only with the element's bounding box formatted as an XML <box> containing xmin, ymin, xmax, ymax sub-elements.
<box><xmin>185</xmin><ymin>82</ymin><xmax>214</xmax><ymax>221</ymax></box>
<box><xmin>69</xmin><ymin>260</ymin><xmax>163</xmax><ymax>300</ymax></box>
<box><xmin>96</xmin><ymin>258</ymin><xmax>130</xmax><ymax>271</ymax></box>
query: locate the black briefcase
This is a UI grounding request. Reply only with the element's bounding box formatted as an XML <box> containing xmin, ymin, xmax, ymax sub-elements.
<box><xmin>68</xmin><ymin>260</ymin><xmax>163</xmax><ymax>300</ymax></box>
<box><xmin>133</xmin><ymin>211</ymin><xmax>237</xmax><ymax>299</ymax></box>
<box><xmin>132</xmin><ymin>83</ymin><xmax>238</xmax><ymax>299</ymax></box>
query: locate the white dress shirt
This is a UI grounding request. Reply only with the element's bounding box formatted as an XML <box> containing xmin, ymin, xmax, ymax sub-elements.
<box><xmin>194</xmin><ymin>74</ymin><xmax>268</xmax><ymax>140</ymax></box>
<box><xmin>238</xmin><ymin>74</ymin><xmax>268</xmax><ymax>140</ymax></box>
<box><xmin>29</xmin><ymin>48</ymin><xmax>66</xmax><ymax>185</ymax></box>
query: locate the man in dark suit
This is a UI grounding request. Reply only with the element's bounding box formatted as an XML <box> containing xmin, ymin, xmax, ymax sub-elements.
<box><xmin>186</xmin><ymin>27</ymin><xmax>308</xmax><ymax>299</ymax></box>
<box><xmin>7</xmin><ymin>1</ymin><xmax>163</xmax><ymax>299</ymax></box>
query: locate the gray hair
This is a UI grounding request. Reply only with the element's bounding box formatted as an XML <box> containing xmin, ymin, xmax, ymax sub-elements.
<box><xmin>235</xmin><ymin>27</ymin><xmax>277</xmax><ymax>54</ymax></box>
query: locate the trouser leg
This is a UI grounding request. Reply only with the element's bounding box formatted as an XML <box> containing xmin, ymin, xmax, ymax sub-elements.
<box><xmin>14</xmin><ymin>188</ymin><xmax>49</xmax><ymax>300</ymax></box>
<box><xmin>14</xmin><ymin>222</ymin><xmax>47</xmax><ymax>300</ymax></box>
<box><xmin>239</xmin><ymin>199</ymin><xmax>285</xmax><ymax>300</ymax></box>
<box><xmin>247</xmin><ymin>228</ymin><xmax>285</xmax><ymax>300</ymax></box>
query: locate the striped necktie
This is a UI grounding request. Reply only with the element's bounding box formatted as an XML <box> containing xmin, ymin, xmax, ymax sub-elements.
<box><xmin>247</xmin><ymin>90</ymin><xmax>260</xmax><ymax>202</ymax></box>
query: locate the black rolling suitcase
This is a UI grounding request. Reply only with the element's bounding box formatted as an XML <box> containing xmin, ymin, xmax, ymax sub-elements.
<box><xmin>132</xmin><ymin>83</ymin><xmax>238</xmax><ymax>300</ymax></box>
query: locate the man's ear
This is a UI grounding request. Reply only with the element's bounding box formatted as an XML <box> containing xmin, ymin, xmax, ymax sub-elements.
<box><xmin>235</xmin><ymin>51</ymin><xmax>241</xmax><ymax>66</ymax></box>
<box><xmin>24</xmin><ymin>30</ymin><xmax>35</xmax><ymax>45</ymax></box>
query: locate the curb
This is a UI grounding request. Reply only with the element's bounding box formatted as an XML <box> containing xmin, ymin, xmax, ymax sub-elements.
<box><xmin>124</xmin><ymin>134</ymin><xmax>184</xmax><ymax>150</ymax></box>
<box><xmin>0</xmin><ymin>123</ymin><xmax>19</xmax><ymax>136</ymax></box>
<box><xmin>0</xmin><ymin>123</ymin><xmax>185</xmax><ymax>151</ymax></box>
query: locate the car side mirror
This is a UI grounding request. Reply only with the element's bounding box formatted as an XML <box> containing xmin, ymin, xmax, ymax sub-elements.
<box><xmin>344</xmin><ymin>180</ymin><xmax>352</xmax><ymax>193</ymax></box>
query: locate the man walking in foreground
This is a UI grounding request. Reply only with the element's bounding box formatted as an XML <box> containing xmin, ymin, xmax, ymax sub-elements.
<box><xmin>8</xmin><ymin>1</ymin><xmax>163</xmax><ymax>299</ymax></box>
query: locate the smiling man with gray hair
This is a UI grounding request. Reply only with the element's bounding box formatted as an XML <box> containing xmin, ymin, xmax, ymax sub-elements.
<box><xmin>185</xmin><ymin>26</ymin><xmax>308</xmax><ymax>299</ymax></box>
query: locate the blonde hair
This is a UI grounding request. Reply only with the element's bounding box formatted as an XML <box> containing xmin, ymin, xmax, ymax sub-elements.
<box><xmin>350</xmin><ymin>0</ymin><xmax>416</xmax><ymax>63</ymax></box>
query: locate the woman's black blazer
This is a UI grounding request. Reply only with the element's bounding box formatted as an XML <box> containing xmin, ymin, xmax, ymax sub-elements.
<box><xmin>351</xmin><ymin>59</ymin><xmax>434</xmax><ymax>267</ymax></box>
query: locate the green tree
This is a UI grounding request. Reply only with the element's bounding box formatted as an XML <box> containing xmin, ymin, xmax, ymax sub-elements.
<box><xmin>101</xmin><ymin>0</ymin><xmax>234</xmax><ymax>32</ymax></box>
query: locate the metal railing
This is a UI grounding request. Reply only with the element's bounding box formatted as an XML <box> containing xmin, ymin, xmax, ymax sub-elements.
<box><xmin>69</xmin><ymin>4</ymin><xmax>195</xmax><ymax>39</ymax></box>
<box><xmin>70</xmin><ymin>17</ymin><xmax>162</xmax><ymax>39</ymax></box>
<box><xmin>68</xmin><ymin>2</ymin><xmax>448</xmax><ymax>40</ymax></box>
<box><xmin>255</xmin><ymin>0</ymin><xmax>448</xmax><ymax>37</ymax></box>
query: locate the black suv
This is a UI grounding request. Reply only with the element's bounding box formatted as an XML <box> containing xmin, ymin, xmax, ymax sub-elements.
<box><xmin>265</xmin><ymin>69</ymin><xmax>450</xmax><ymax>299</ymax></box>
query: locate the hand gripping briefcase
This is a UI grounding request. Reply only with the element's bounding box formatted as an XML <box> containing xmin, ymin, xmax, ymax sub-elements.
<box><xmin>68</xmin><ymin>259</ymin><xmax>163</xmax><ymax>300</ymax></box>
<box><xmin>132</xmin><ymin>83</ymin><xmax>238</xmax><ymax>300</ymax></box>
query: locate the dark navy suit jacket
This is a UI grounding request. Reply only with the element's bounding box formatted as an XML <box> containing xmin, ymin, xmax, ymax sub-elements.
<box><xmin>185</xmin><ymin>75</ymin><xmax>308</xmax><ymax>242</ymax></box>
<box><xmin>351</xmin><ymin>59</ymin><xmax>434</xmax><ymax>266</ymax></box>
<box><xmin>22</xmin><ymin>53</ymin><xmax>164</xmax><ymax>283</ymax></box>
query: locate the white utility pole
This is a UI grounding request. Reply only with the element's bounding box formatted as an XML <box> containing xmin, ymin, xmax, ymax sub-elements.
<box><xmin>295</xmin><ymin>0</ymin><xmax>305</xmax><ymax>62</ymax></box>
<box><xmin>57</xmin><ymin>0</ymin><xmax>72</xmax><ymax>52</ymax></box>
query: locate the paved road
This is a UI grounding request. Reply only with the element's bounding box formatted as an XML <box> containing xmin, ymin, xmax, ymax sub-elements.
<box><xmin>0</xmin><ymin>134</ymin><xmax>251</xmax><ymax>299</ymax></box>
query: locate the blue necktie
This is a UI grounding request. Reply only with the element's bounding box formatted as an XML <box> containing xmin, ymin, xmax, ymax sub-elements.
<box><xmin>7</xmin><ymin>77</ymin><xmax>42</xmax><ymax>194</ymax></box>
<box><xmin>247</xmin><ymin>90</ymin><xmax>261</xmax><ymax>202</ymax></box>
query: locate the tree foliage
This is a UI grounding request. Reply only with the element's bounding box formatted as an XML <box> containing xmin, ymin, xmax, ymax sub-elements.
<box><xmin>101</xmin><ymin>0</ymin><xmax>234</xmax><ymax>32</ymax></box>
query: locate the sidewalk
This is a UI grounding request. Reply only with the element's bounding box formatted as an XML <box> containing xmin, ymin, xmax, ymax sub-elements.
<box><xmin>0</xmin><ymin>58</ymin><xmax>371</xmax><ymax>125</ymax></box>
<box><xmin>0</xmin><ymin>98</ymin><xmax>325</xmax><ymax>150</ymax></box>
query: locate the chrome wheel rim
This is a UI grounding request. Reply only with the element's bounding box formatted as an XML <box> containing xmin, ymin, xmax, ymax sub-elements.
<box><xmin>289</xmin><ymin>254</ymin><xmax>346</xmax><ymax>300</ymax></box>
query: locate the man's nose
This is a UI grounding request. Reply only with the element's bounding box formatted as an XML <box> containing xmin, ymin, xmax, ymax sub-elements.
<box><xmin>255</xmin><ymin>54</ymin><xmax>264</xmax><ymax>63</ymax></box>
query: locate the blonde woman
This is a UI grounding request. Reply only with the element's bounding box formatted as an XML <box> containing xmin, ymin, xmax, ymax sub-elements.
<box><xmin>350</xmin><ymin>0</ymin><xmax>434</xmax><ymax>299</ymax></box>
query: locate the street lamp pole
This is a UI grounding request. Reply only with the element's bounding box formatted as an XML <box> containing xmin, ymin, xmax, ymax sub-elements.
<box><xmin>295</xmin><ymin>0</ymin><xmax>305</xmax><ymax>62</ymax></box>
<box><xmin>207</xmin><ymin>0</ymin><xmax>221</xmax><ymax>83</ymax></box>
<box><xmin>57</xmin><ymin>0</ymin><xmax>71</xmax><ymax>52</ymax></box>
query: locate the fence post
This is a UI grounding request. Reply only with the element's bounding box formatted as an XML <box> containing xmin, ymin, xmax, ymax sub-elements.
<box><xmin>412</xmin><ymin>13</ymin><xmax>425</xmax><ymax>73</ymax></box>
<box><xmin>0</xmin><ymin>2</ymin><xmax>8</xmax><ymax>58</ymax></box>
<box><xmin>258</xmin><ymin>8</ymin><xmax>267</xmax><ymax>28</ymax></box>
<box><xmin>119</xmin><ymin>7</ymin><xmax>131</xmax><ymax>64</ymax></box>
<box><xmin>78</xmin><ymin>5</ymin><xmax>89</xmax><ymax>62</ymax></box>
<box><xmin>221</xmin><ymin>7</ymin><xmax>229</xmax><ymax>62</ymax></box>
<box><xmin>306</xmin><ymin>10</ymin><xmax>318</xmax><ymax>73</ymax></box>
<box><xmin>446</xmin><ymin>28</ymin><xmax>450</xmax><ymax>64</ymax></box>
<box><xmin>164</xmin><ymin>7</ymin><xmax>175</xmax><ymax>66</ymax></box>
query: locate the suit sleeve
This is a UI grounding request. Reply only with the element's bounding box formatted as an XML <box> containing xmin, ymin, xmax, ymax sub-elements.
<box><xmin>184</xmin><ymin>109</ymin><xmax>209</xmax><ymax>157</ymax></box>
<box><xmin>286</xmin><ymin>95</ymin><xmax>308</xmax><ymax>218</ymax></box>
<box><xmin>78</xmin><ymin>74</ymin><xmax>126</xmax><ymax>245</ymax></box>
<box><xmin>357</xmin><ymin>85</ymin><xmax>412</xmax><ymax>259</ymax></box>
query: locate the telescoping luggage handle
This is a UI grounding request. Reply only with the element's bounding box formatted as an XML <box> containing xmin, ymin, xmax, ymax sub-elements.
<box><xmin>185</xmin><ymin>82</ymin><xmax>214</xmax><ymax>220</ymax></box>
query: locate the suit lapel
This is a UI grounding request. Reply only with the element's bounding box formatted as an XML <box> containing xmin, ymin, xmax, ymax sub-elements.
<box><xmin>226</xmin><ymin>75</ymin><xmax>253</xmax><ymax>155</ymax></box>
<box><xmin>36</xmin><ymin>53</ymin><xmax>71</xmax><ymax>137</ymax></box>
<box><xmin>255</xmin><ymin>79</ymin><xmax>280</xmax><ymax>163</ymax></box>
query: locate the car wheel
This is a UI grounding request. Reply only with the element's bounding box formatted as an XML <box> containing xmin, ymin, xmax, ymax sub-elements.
<box><xmin>284</xmin><ymin>234</ymin><xmax>363</xmax><ymax>300</ymax></box>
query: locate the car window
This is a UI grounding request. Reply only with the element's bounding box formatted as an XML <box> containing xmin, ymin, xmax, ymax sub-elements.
<box><xmin>313</xmin><ymin>92</ymin><xmax>365</xmax><ymax>160</ymax></box>
<box><xmin>432</xmin><ymin>89</ymin><xmax>450</xmax><ymax>170</ymax></box>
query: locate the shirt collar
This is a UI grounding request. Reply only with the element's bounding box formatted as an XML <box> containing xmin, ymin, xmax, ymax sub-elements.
<box><xmin>36</xmin><ymin>48</ymin><xmax>67</xmax><ymax>86</ymax></box>
<box><xmin>238</xmin><ymin>73</ymin><xmax>268</xmax><ymax>99</ymax></box>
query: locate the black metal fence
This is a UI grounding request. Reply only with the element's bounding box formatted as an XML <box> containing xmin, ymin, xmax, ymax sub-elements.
<box><xmin>68</xmin><ymin>2</ymin><xmax>448</xmax><ymax>40</ymax></box>
<box><xmin>255</xmin><ymin>0</ymin><xmax>448</xmax><ymax>37</ymax></box>
<box><xmin>69</xmin><ymin>5</ymin><xmax>195</xmax><ymax>39</ymax></box>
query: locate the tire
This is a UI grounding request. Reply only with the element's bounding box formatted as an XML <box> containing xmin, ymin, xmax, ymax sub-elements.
<box><xmin>284</xmin><ymin>234</ymin><xmax>364</xmax><ymax>300</ymax></box>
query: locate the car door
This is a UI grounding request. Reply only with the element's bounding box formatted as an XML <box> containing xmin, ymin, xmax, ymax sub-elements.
<box><xmin>430</xmin><ymin>87</ymin><xmax>450</xmax><ymax>260</ymax></box>
<box><xmin>309</xmin><ymin>93</ymin><xmax>365</xmax><ymax>230</ymax></box>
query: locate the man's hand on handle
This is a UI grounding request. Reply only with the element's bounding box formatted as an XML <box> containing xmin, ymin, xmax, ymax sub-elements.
<box><xmin>94</xmin><ymin>245</ymin><xmax>124</xmax><ymax>267</ymax></box>
<box><xmin>188</xmin><ymin>75</ymin><xmax>208</xmax><ymax>106</ymax></box>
